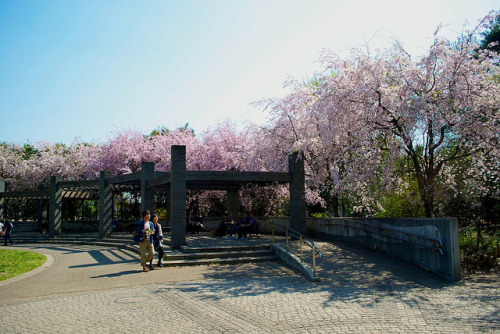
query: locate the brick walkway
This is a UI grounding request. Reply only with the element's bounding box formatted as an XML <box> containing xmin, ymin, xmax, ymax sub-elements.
<box><xmin>0</xmin><ymin>235</ymin><xmax>498</xmax><ymax>333</ymax></box>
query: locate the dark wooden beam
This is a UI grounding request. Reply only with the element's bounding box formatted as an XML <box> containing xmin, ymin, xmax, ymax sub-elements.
<box><xmin>185</xmin><ymin>171</ymin><xmax>291</xmax><ymax>183</ymax></box>
<box><xmin>147</xmin><ymin>172</ymin><xmax>171</xmax><ymax>189</ymax></box>
<box><xmin>107</xmin><ymin>173</ymin><xmax>141</xmax><ymax>185</ymax></box>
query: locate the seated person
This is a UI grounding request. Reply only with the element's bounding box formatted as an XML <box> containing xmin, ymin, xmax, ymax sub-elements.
<box><xmin>193</xmin><ymin>213</ymin><xmax>204</xmax><ymax>234</ymax></box>
<box><xmin>216</xmin><ymin>213</ymin><xmax>232</xmax><ymax>237</ymax></box>
<box><xmin>215</xmin><ymin>221</ymin><xmax>227</xmax><ymax>237</ymax></box>
<box><xmin>186</xmin><ymin>213</ymin><xmax>203</xmax><ymax>234</ymax></box>
<box><xmin>227</xmin><ymin>212</ymin><xmax>249</xmax><ymax>239</ymax></box>
<box><xmin>110</xmin><ymin>217</ymin><xmax>120</xmax><ymax>232</ymax></box>
<box><xmin>186</xmin><ymin>215</ymin><xmax>195</xmax><ymax>234</ymax></box>
<box><xmin>238</xmin><ymin>212</ymin><xmax>258</xmax><ymax>239</ymax></box>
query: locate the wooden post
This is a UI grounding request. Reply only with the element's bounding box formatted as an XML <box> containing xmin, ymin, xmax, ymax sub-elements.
<box><xmin>36</xmin><ymin>184</ymin><xmax>46</xmax><ymax>232</ymax></box>
<box><xmin>289</xmin><ymin>152</ymin><xmax>306</xmax><ymax>235</ymax></box>
<box><xmin>99</xmin><ymin>171</ymin><xmax>112</xmax><ymax>239</ymax></box>
<box><xmin>170</xmin><ymin>145</ymin><xmax>186</xmax><ymax>249</ymax></box>
<box><xmin>49</xmin><ymin>176</ymin><xmax>62</xmax><ymax>237</ymax></box>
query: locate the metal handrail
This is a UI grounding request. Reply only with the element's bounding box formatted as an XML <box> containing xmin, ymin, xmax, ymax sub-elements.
<box><xmin>270</xmin><ymin>221</ymin><xmax>322</xmax><ymax>277</ymax></box>
<box><xmin>320</xmin><ymin>218</ymin><xmax>444</xmax><ymax>255</ymax></box>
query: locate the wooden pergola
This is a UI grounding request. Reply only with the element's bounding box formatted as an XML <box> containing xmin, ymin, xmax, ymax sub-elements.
<box><xmin>0</xmin><ymin>145</ymin><xmax>306</xmax><ymax>249</ymax></box>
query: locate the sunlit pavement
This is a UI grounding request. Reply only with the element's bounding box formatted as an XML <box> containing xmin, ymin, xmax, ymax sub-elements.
<box><xmin>0</xmin><ymin>235</ymin><xmax>498</xmax><ymax>333</ymax></box>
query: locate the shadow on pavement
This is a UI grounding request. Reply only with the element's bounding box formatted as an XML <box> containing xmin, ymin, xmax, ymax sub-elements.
<box><xmin>90</xmin><ymin>270</ymin><xmax>141</xmax><ymax>279</ymax></box>
<box><xmin>153</xmin><ymin>239</ymin><xmax>461</xmax><ymax>312</ymax></box>
<box><xmin>69</xmin><ymin>249</ymin><xmax>137</xmax><ymax>268</ymax></box>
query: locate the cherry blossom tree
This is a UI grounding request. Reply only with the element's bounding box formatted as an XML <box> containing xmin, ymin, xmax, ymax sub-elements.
<box><xmin>3</xmin><ymin>14</ymin><xmax>498</xmax><ymax>220</ymax></box>
<box><xmin>0</xmin><ymin>141</ymin><xmax>101</xmax><ymax>191</ymax></box>
<box><xmin>257</xmin><ymin>13</ymin><xmax>500</xmax><ymax>217</ymax></box>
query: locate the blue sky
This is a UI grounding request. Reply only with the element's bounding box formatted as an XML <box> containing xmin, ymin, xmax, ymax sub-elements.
<box><xmin>0</xmin><ymin>0</ymin><xmax>498</xmax><ymax>145</ymax></box>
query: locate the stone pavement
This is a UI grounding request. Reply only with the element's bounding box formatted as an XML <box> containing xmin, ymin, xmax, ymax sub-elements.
<box><xmin>0</xmin><ymin>234</ymin><xmax>498</xmax><ymax>333</ymax></box>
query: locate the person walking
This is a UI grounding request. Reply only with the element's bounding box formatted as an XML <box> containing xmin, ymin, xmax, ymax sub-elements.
<box><xmin>150</xmin><ymin>214</ymin><xmax>165</xmax><ymax>269</ymax></box>
<box><xmin>136</xmin><ymin>210</ymin><xmax>155</xmax><ymax>272</ymax></box>
<box><xmin>3</xmin><ymin>217</ymin><xmax>13</xmax><ymax>245</ymax></box>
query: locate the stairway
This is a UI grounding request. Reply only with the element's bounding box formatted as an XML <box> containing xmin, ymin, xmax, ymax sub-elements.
<box><xmin>9</xmin><ymin>232</ymin><xmax>281</xmax><ymax>267</ymax></box>
<box><xmin>163</xmin><ymin>244</ymin><xmax>280</xmax><ymax>266</ymax></box>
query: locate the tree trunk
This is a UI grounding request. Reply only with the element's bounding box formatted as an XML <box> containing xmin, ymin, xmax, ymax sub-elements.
<box><xmin>422</xmin><ymin>197</ymin><xmax>433</xmax><ymax>218</ymax></box>
<box><xmin>411</xmin><ymin>156</ymin><xmax>435</xmax><ymax>218</ymax></box>
<box><xmin>332</xmin><ymin>195</ymin><xmax>339</xmax><ymax>217</ymax></box>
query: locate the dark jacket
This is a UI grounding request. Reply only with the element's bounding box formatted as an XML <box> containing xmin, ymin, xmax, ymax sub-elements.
<box><xmin>136</xmin><ymin>220</ymin><xmax>154</xmax><ymax>242</ymax></box>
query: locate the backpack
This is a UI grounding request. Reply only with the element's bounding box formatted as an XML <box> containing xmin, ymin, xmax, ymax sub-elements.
<box><xmin>132</xmin><ymin>221</ymin><xmax>152</xmax><ymax>243</ymax></box>
<box><xmin>132</xmin><ymin>230</ymin><xmax>144</xmax><ymax>243</ymax></box>
<box><xmin>132</xmin><ymin>221</ymin><xmax>143</xmax><ymax>242</ymax></box>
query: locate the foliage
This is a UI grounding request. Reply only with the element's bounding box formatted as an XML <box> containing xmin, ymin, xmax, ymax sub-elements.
<box><xmin>240</xmin><ymin>184</ymin><xmax>290</xmax><ymax>217</ymax></box>
<box><xmin>255</xmin><ymin>12</ymin><xmax>500</xmax><ymax>218</ymax></box>
<box><xmin>62</xmin><ymin>199</ymin><xmax>98</xmax><ymax>221</ymax></box>
<box><xmin>460</xmin><ymin>224</ymin><xmax>500</xmax><ymax>272</ymax></box>
<box><xmin>0</xmin><ymin>249</ymin><xmax>46</xmax><ymax>281</ymax></box>
<box><xmin>480</xmin><ymin>11</ymin><xmax>500</xmax><ymax>52</ymax></box>
<box><xmin>375</xmin><ymin>180</ymin><xmax>425</xmax><ymax>218</ymax></box>
<box><xmin>310</xmin><ymin>211</ymin><xmax>330</xmax><ymax>218</ymax></box>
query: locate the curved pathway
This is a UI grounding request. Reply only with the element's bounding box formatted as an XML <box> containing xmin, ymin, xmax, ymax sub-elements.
<box><xmin>0</xmin><ymin>239</ymin><xmax>498</xmax><ymax>333</ymax></box>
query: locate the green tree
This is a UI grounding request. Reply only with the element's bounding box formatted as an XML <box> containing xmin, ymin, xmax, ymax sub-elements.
<box><xmin>481</xmin><ymin>11</ymin><xmax>500</xmax><ymax>52</ymax></box>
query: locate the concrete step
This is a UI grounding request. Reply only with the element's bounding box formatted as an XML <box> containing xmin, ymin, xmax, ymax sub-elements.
<box><xmin>162</xmin><ymin>255</ymin><xmax>280</xmax><ymax>267</ymax></box>
<box><xmin>163</xmin><ymin>244</ymin><xmax>278</xmax><ymax>266</ymax></box>
<box><xmin>165</xmin><ymin>249</ymin><xmax>275</xmax><ymax>261</ymax></box>
<box><xmin>180</xmin><ymin>244</ymin><xmax>271</xmax><ymax>253</ymax></box>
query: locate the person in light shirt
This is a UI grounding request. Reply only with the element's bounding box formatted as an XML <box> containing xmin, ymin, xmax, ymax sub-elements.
<box><xmin>150</xmin><ymin>214</ymin><xmax>164</xmax><ymax>269</ymax></box>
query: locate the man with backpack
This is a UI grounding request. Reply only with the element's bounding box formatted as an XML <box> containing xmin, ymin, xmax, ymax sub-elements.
<box><xmin>134</xmin><ymin>210</ymin><xmax>155</xmax><ymax>272</ymax></box>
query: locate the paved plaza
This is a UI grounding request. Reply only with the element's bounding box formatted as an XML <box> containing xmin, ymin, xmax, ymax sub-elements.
<box><xmin>0</xmin><ymin>236</ymin><xmax>498</xmax><ymax>333</ymax></box>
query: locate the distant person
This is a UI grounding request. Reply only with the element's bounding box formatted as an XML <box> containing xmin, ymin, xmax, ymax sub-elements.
<box><xmin>226</xmin><ymin>212</ymin><xmax>249</xmax><ymax>239</ymax></box>
<box><xmin>111</xmin><ymin>217</ymin><xmax>120</xmax><ymax>232</ymax></box>
<box><xmin>222</xmin><ymin>212</ymin><xmax>234</xmax><ymax>236</ymax></box>
<box><xmin>238</xmin><ymin>212</ymin><xmax>257</xmax><ymax>239</ymax></box>
<box><xmin>136</xmin><ymin>210</ymin><xmax>154</xmax><ymax>272</ymax></box>
<box><xmin>186</xmin><ymin>215</ymin><xmax>194</xmax><ymax>234</ymax></box>
<box><xmin>193</xmin><ymin>213</ymin><xmax>204</xmax><ymax>234</ymax></box>
<box><xmin>224</xmin><ymin>212</ymin><xmax>232</xmax><ymax>224</ymax></box>
<box><xmin>0</xmin><ymin>220</ymin><xmax>4</xmax><ymax>237</ymax></box>
<box><xmin>215</xmin><ymin>220</ymin><xmax>227</xmax><ymax>237</ymax></box>
<box><xmin>3</xmin><ymin>216</ymin><xmax>13</xmax><ymax>245</ymax></box>
<box><xmin>150</xmin><ymin>214</ymin><xmax>164</xmax><ymax>269</ymax></box>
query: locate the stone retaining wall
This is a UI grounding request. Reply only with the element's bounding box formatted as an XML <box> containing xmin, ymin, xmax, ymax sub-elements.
<box><xmin>307</xmin><ymin>217</ymin><xmax>461</xmax><ymax>281</ymax></box>
<box><xmin>200</xmin><ymin>216</ymin><xmax>460</xmax><ymax>281</ymax></box>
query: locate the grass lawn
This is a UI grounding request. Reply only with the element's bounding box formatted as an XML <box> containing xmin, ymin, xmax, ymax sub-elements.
<box><xmin>0</xmin><ymin>249</ymin><xmax>46</xmax><ymax>281</ymax></box>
